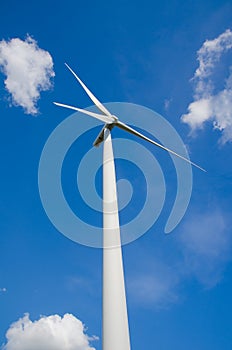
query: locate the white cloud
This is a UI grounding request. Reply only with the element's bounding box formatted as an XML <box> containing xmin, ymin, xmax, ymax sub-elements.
<box><xmin>0</xmin><ymin>288</ymin><xmax>7</xmax><ymax>293</ymax></box>
<box><xmin>1</xmin><ymin>313</ymin><xmax>97</xmax><ymax>350</ymax></box>
<box><xmin>178</xmin><ymin>210</ymin><xmax>231</xmax><ymax>287</ymax></box>
<box><xmin>128</xmin><ymin>260</ymin><xmax>180</xmax><ymax>308</ymax></box>
<box><xmin>128</xmin><ymin>209</ymin><xmax>231</xmax><ymax>309</ymax></box>
<box><xmin>0</xmin><ymin>35</ymin><xmax>54</xmax><ymax>115</ymax></box>
<box><xmin>194</xmin><ymin>29</ymin><xmax>232</xmax><ymax>93</ymax></box>
<box><xmin>164</xmin><ymin>98</ymin><xmax>172</xmax><ymax>111</ymax></box>
<box><xmin>181</xmin><ymin>29</ymin><xmax>232</xmax><ymax>144</ymax></box>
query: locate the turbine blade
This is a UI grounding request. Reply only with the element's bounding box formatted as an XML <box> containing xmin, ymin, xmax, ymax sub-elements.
<box><xmin>65</xmin><ymin>63</ymin><xmax>112</xmax><ymax>117</ymax></box>
<box><xmin>53</xmin><ymin>102</ymin><xmax>115</xmax><ymax>124</ymax></box>
<box><xmin>116</xmin><ymin>121</ymin><xmax>206</xmax><ymax>172</ymax></box>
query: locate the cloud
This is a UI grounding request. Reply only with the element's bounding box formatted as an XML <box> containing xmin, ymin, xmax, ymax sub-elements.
<box><xmin>164</xmin><ymin>98</ymin><xmax>172</xmax><ymax>111</ymax></box>
<box><xmin>128</xmin><ymin>259</ymin><xmax>180</xmax><ymax>309</ymax></box>
<box><xmin>128</xmin><ymin>209</ymin><xmax>231</xmax><ymax>309</ymax></box>
<box><xmin>0</xmin><ymin>288</ymin><xmax>7</xmax><ymax>293</ymax></box>
<box><xmin>1</xmin><ymin>313</ymin><xmax>97</xmax><ymax>350</ymax></box>
<box><xmin>178</xmin><ymin>210</ymin><xmax>231</xmax><ymax>287</ymax></box>
<box><xmin>0</xmin><ymin>35</ymin><xmax>54</xmax><ymax>115</ymax></box>
<box><xmin>181</xmin><ymin>29</ymin><xmax>232</xmax><ymax>144</ymax></box>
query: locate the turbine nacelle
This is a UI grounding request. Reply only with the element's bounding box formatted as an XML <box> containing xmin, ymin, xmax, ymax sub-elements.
<box><xmin>93</xmin><ymin>120</ymin><xmax>122</xmax><ymax>147</ymax></box>
<box><xmin>54</xmin><ymin>64</ymin><xmax>206</xmax><ymax>172</ymax></box>
<box><xmin>93</xmin><ymin>124</ymin><xmax>108</xmax><ymax>147</ymax></box>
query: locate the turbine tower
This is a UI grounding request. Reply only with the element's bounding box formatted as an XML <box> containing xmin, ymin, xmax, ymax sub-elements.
<box><xmin>54</xmin><ymin>64</ymin><xmax>205</xmax><ymax>350</ymax></box>
<box><xmin>102</xmin><ymin>127</ymin><xmax>131</xmax><ymax>350</ymax></box>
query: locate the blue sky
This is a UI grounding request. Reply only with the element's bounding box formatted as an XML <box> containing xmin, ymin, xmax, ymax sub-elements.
<box><xmin>1</xmin><ymin>0</ymin><xmax>232</xmax><ymax>349</ymax></box>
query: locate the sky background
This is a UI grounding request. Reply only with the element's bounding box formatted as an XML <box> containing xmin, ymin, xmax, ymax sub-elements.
<box><xmin>1</xmin><ymin>0</ymin><xmax>232</xmax><ymax>349</ymax></box>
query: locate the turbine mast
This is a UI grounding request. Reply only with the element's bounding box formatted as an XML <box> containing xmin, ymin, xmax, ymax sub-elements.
<box><xmin>102</xmin><ymin>128</ymin><xmax>131</xmax><ymax>350</ymax></box>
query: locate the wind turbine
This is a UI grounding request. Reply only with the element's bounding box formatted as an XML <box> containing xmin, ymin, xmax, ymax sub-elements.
<box><xmin>54</xmin><ymin>63</ymin><xmax>205</xmax><ymax>350</ymax></box>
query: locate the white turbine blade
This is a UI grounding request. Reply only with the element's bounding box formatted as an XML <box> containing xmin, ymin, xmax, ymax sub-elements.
<box><xmin>53</xmin><ymin>102</ymin><xmax>115</xmax><ymax>124</ymax></box>
<box><xmin>116</xmin><ymin>121</ymin><xmax>206</xmax><ymax>172</ymax></box>
<box><xmin>65</xmin><ymin>63</ymin><xmax>112</xmax><ymax>117</ymax></box>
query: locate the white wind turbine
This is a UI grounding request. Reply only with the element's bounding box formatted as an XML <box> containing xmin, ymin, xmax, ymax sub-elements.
<box><xmin>54</xmin><ymin>63</ymin><xmax>205</xmax><ymax>350</ymax></box>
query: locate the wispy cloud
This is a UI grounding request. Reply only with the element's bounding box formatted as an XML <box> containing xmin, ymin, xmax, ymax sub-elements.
<box><xmin>1</xmin><ymin>313</ymin><xmax>97</xmax><ymax>350</ymax></box>
<box><xmin>128</xmin><ymin>209</ymin><xmax>231</xmax><ymax>308</ymax></box>
<box><xmin>0</xmin><ymin>288</ymin><xmax>7</xmax><ymax>293</ymax></box>
<box><xmin>0</xmin><ymin>35</ymin><xmax>54</xmax><ymax>115</ymax></box>
<box><xmin>164</xmin><ymin>98</ymin><xmax>172</xmax><ymax>111</ymax></box>
<box><xmin>181</xmin><ymin>29</ymin><xmax>232</xmax><ymax>144</ymax></box>
<box><xmin>178</xmin><ymin>210</ymin><xmax>231</xmax><ymax>288</ymax></box>
<box><xmin>128</xmin><ymin>259</ymin><xmax>181</xmax><ymax>309</ymax></box>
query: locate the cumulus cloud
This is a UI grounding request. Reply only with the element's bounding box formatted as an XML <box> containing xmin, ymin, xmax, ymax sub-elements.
<box><xmin>0</xmin><ymin>35</ymin><xmax>54</xmax><ymax>115</ymax></box>
<box><xmin>178</xmin><ymin>210</ymin><xmax>231</xmax><ymax>287</ymax></box>
<box><xmin>181</xmin><ymin>29</ymin><xmax>232</xmax><ymax>144</ymax></box>
<box><xmin>1</xmin><ymin>313</ymin><xmax>97</xmax><ymax>350</ymax></box>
